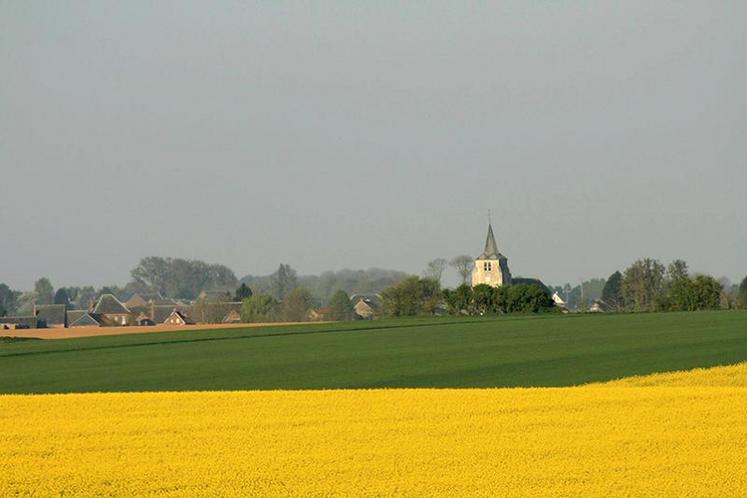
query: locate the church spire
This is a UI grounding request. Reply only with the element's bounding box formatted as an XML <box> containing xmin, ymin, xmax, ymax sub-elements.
<box><xmin>481</xmin><ymin>223</ymin><xmax>500</xmax><ymax>259</ymax></box>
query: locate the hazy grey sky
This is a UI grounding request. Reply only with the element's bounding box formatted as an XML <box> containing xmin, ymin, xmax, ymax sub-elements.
<box><xmin>1</xmin><ymin>1</ymin><xmax>745</xmax><ymax>290</ymax></box>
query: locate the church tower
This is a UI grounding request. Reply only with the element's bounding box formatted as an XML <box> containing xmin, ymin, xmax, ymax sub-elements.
<box><xmin>471</xmin><ymin>223</ymin><xmax>511</xmax><ymax>287</ymax></box>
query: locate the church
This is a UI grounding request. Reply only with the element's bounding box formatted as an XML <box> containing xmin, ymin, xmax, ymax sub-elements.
<box><xmin>471</xmin><ymin>224</ymin><xmax>512</xmax><ymax>287</ymax></box>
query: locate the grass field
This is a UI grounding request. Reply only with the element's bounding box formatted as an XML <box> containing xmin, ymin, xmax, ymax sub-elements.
<box><xmin>1</xmin><ymin>363</ymin><xmax>745</xmax><ymax>496</ymax></box>
<box><xmin>1</xmin><ymin>311</ymin><xmax>746</xmax><ymax>393</ymax></box>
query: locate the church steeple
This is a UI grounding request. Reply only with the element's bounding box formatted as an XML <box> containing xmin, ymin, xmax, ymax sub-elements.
<box><xmin>479</xmin><ymin>223</ymin><xmax>500</xmax><ymax>260</ymax></box>
<box><xmin>472</xmin><ymin>222</ymin><xmax>511</xmax><ymax>287</ymax></box>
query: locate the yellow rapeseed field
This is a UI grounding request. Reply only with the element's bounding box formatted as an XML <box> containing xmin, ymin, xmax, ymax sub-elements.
<box><xmin>1</xmin><ymin>364</ymin><xmax>745</xmax><ymax>497</ymax></box>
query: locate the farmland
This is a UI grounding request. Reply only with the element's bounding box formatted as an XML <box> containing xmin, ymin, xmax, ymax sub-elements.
<box><xmin>1</xmin><ymin>311</ymin><xmax>746</xmax><ymax>393</ymax></box>
<box><xmin>1</xmin><ymin>363</ymin><xmax>745</xmax><ymax>496</ymax></box>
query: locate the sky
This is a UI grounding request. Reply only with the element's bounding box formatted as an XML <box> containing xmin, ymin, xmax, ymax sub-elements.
<box><xmin>1</xmin><ymin>1</ymin><xmax>745</xmax><ymax>291</ymax></box>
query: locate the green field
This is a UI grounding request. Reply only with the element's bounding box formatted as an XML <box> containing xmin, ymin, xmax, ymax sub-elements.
<box><xmin>1</xmin><ymin>311</ymin><xmax>746</xmax><ymax>394</ymax></box>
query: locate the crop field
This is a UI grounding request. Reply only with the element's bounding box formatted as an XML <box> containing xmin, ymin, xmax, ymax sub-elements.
<box><xmin>1</xmin><ymin>312</ymin><xmax>745</xmax><ymax>496</ymax></box>
<box><xmin>1</xmin><ymin>363</ymin><xmax>745</xmax><ymax>497</ymax></box>
<box><xmin>1</xmin><ymin>311</ymin><xmax>746</xmax><ymax>393</ymax></box>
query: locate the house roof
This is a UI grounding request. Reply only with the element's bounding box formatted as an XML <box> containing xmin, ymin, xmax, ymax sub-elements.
<box><xmin>477</xmin><ymin>223</ymin><xmax>506</xmax><ymax>261</ymax></box>
<box><xmin>93</xmin><ymin>294</ymin><xmax>131</xmax><ymax>315</ymax></box>
<box><xmin>35</xmin><ymin>304</ymin><xmax>67</xmax><ymax>325</ymax></box>
<box><xmin>126</xmin><ymin>292</ymin><xmax>175</xmax><ymax>306</ymax></box>
<box><xmin>350</xmin><ymin>294</ymin><xmax>382</xmax><ymax>309</ymax></box>
<box><xmin>166</xmin><ymin>310</ymin><xmax>193</xmax><ymax>324</ymax></box>
<box><xmin>66</xmin><ymin>310</ymin><xmax>86</xmax><ymax>323</ymax></box>
<box><xmin>152</xmin><ymin>305</ymin><xmax>179</xmax><ymax>324</ymax></box>
<box><xmin>69</xmin><ymin>313</ymin><xmax>100</xmax><ymax>327</ymax></box>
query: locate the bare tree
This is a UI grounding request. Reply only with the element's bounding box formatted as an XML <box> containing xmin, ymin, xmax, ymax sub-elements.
<box><xmin>423</xmin><ymin>258</ymin><xmax>448</xmax><ymax>284</ymax></box>
<box><xmin>449</xmin><ymin>255</ymin><xmax>474</xmax><ymax>285</ymax></box>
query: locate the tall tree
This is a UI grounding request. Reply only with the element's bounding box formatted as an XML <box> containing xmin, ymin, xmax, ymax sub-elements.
<box><xmin>76</xmin><ymin>286</ymin><xmax>97</xmax><ymax>311</ymax></box>
<box><xmin>737</xmin><ymin>276</ymin><xmax>747</xmax><ymax>309</ymax></box>
<box><xmin>667</xmin><ymin>259</ymin><xmax>689</xmax><ymax>283</ymax></box>
<box><xmin>0</xmin><ymin>283</ymin><xmax>21</xmax><ymax>317</ymax></box>
<box><xmin>282</xmin><ymin>287</ymin><xmax>313</xmax><ymax>322</ymax></box>
<box><xmin>423</xmin><ymin>258</ymin><xmax>448</xmax><ymax>284</ymax></box>
<box><xmin>53</xmin><ymin>288</ymin><xmax>70</xmax><ymax>307</ymax></box>
<box><xmin>234</xmin><ymin>283</ymin><xmax>253</xmax><ymax>302</ymax></box>
<box><xmin>449</xmin><ymin>255</ymin><xmax>474</xmax><ymax>285</ymax></box>
<box><xmin>270</xmin><ymin>264</ymin><xmax>298</xmax><ymax>301</ymax></box>
<box><xmin>622</xmin><ymin>258</ymin><xmax>666</xmax><ymax>312</ymax></box>
<box><xmin>691</xmin><ymin>275</ymin><xmax>722</xmax><ymax>310</ymax></box>
<box><xmin>34</xmin><ymin>278</ymin><xmax>54</xmax><ymax>305</ymax></box>
<box><xmin>601</xmin><ymin>271</ymin><xmax>624</xmax><ymax>310</ymax></box>
<box><xmin>131</xmin><ymin>257</ymin><xmax>238</xmax><ymax>299</ymax></box>
<box><xmin>328</xmin><ymin>290</ymin><xmax>354</xmax><ymax>321</ymax></box>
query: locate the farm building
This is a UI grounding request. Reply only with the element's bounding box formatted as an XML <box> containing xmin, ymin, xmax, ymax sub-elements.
<box><xmin>34</xmin><ymin>304</ymin><xmax>67</xmax><ymax>328</ymax></box>
<box><xmin>124</xmin><ymin>292</ymin><xmax>175</xmax><ymax>308</ymax></box>
<box><xmin>133</xmin><ymin>304</ymin><xmax>192</xmax><ymax>325</ymax></box>
<box><xmin>164</xmin><ymin>310</ymin><xmax>194</xmax><ymax>326</ymax></box>
<box><xmin>350</xmin><ymin>294</ymin><xmax>381</xmax><ymax>319</ymax></box>
<box><xmin>92</xmin><ymin>294</ymin><xmax>132</xmax><ymax>326</ymax></box>
<box><xmin>66</xmin><ymin>311</ymin><xmax>101</xmax><ymax>328</ymax></box>
<box><xmin>189</xmin><ymin>301</ymin><xmax>242</xmax><ymax>324</ymax></box>
<box><xmin>307</xmin><ymin>307</ymin><xmax>331</xmax><ymax>321</ymax></box>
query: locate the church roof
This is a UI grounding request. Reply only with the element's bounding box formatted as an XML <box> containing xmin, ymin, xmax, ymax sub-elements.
<box><xmin>477</xmin><ymin>224</ymin><xmax>506</xmax><ymax>260</ymax></box>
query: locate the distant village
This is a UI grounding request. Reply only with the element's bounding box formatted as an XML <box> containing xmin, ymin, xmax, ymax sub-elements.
<box><xmin>1</xmin><ymin>223</ymin><xmax>743</xmax><ymax>332</ymax></box>
<box><xmin>0</xmin><ymin>291</ymin><xmax>382</xmax><ymax>330</ymax></box>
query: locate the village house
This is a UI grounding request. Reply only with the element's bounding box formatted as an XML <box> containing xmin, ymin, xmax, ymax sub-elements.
<box><xmin>306</xmin><ymin>307</ymin><xmax>331</xmax><ymax>322</ymax></box>
<box><xmin>66</xmin><ymin>310</ymin><xmax>101</xmax><ymax>328</ymax></box>
<box><xmin>34</xmin><ymin>304</ymin><xmax>67</xmax><ymax>328</ymax></box>
<box><xmin>91</xmin><ymin>294</ymin><xmax>132</xmax><ymax>326</ymax></box>
<box><xmin>164</xmin><ymin>310</ymin><xmax>194</xmax><ymax>325</ymax></box>
<box><xmin>124</xmin><ymin>292</ymin><xmax>175</xmax><ymax>308</ymax></box>
<box><xmin>350</xmin><ymin>294</ymin><xmax>381</xmax><ymax>319</ymax></box>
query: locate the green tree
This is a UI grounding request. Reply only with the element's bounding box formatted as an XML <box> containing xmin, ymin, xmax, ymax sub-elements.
<box><xmin>240</xmin><ymin>294</ymin><xmax>278</xmax><ymax>323</ymax></box>
<box><xmin>34</xmin><ymin>278</ymin><xmax>54</xmax><ymax>305</ymax></box>
<box><xmin>270</xmin><ymin>264</ymin><xmax>298</xmax><ymax>301</ymax></box>
<box><xmin>601</xmin><ymin>271</ymin><xmax>624</xmax><ymax>310</ymax></box>
<box><xmin>668</xmin><ymin>274</ymin><xmax>722</xmax><ymax>311</ymax></box>
<box><xmin>53</xmin><ymin>288</ymin><xmax>70</xmax><ymax>307</ymax></box>
<box><xmin>0</xmin><ymin>283</ymin><xmax>21</xmax><ymax>317</ymax></box>
<box><xmin>444</xmin><ymin>284</ymin><xmax>473</xmax><ymax>315</ymax></box>
<box><xmin>492</xmin><ymin>286</ymin><xmax>508</xmax><ymax>313</ymax></box>
<box><xmin>130</xmin><ymin>256</ymin><xmax>238</xmax><ymax>300</ymax></box>
<box><xmin>472</xmin><ymin>284</ymin><xmax>494</xmax><ymax>315</ymax></box>
<box><xmin>76</xmin><ymin>287</ymin><xmax>97</xmax><ymax>311</ymax></box>
<box><xmin>328</xmin><ymin>290</ymin><xmax>354</xmax><ymax>321</ymax></box>
<box><xmin>234</xmin><ymin>283</ymin><xmax>253</xmax><ymax>301</ymax></box>
<box><xmin>690</xmin><ymin>275</ymin><xmax>722</xmax><ymax>310</ymax></box>
<box><xmin>506</xmin><ymin>284</ymin><xmax>554</xmax><ymax>313</ymax></box>
<box><xmin>738</xmin><ymin>276</ymin><xmax>747</xmax><ymax>309</ymax></box>
<box><xmin>622</xmin><ymin>258</ymin><xmax>666</xmax><ymax>312</ymax></box>
<box><xmin>282</xmin><ymin>287</ymin><xmax>314</xmax><ymax>322</ymax></box>
<box><xmin>667</xmin><ymin>260</ymin><xmax>689</xmax><ymax>283</ymax></box>
<box><xmin>381</xmin><ymin>276</ymin><xmax>441</xmax><ymax>317</ymax></box>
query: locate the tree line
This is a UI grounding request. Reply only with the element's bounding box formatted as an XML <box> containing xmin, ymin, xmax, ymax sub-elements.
<box><xmin>379</xmin><ymin>276</ymin><xmax>555</xmax><ymax>317</ymax></box>
<box><xmin>598</xmin><ymin>258</ymin><xmax>742</xmax><ymax>312</ymax></box>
